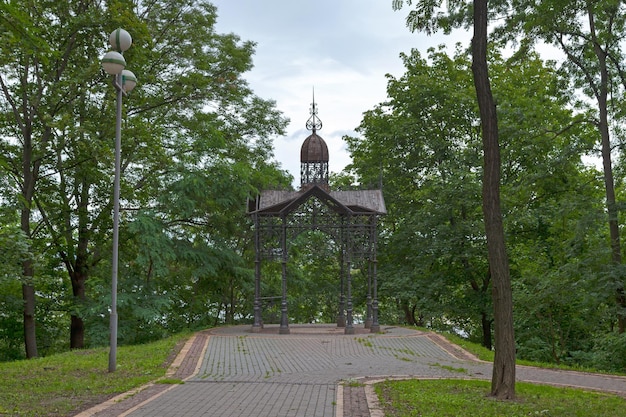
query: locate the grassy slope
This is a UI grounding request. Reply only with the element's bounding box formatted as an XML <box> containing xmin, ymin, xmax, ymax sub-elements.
<box><xmin>375</xmin><ymin>379</ymin><xmax>626</xmax><ymax>417</ymax></box>
<box><xmin>437</xmin><ymin>329</ymin><xmax>623</xmax><ymax>373</ymax></box>
<box><xmin>371</xmin><ymin>329</ymin><xmax>626</xmax><ymax>416</ymax></box>
<box><xmin>0</xmin><ymin>332</ymin><xmax>189</xmax><ymax>417</ymax></box>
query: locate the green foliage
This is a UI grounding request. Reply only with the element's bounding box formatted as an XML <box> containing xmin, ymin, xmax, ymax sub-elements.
<box><xmin>0</xmin><ymin>0</ymin><xmax>291</xmax><ymax>356</ymax></box>
<box><xmin>346</xmin><ymin>46</ymin><xmax>488</xmax><ymax>335</ymax></box>
<box><xmin>0</xmin><ymin>221</ymin><xmax>29</xmax><ymax>360</ymax></box>
<box><xmin>286</xmin><ymin>231</ymin><xmax>343</xmax><ymax>323</ymax></box>
<box><xmin>344</xmin><ymin>41</ymin><xmax>617</xmax><ymax>371</ymax></box>
<box><xmin>502</xmin><ymin>0</ymin><xmax>626</xmax><ymax>336</ymax></box>
<box><xmin>584</xmin><ymin>332</ymin><xmax>626</xmax><ymax>373</ymax></box>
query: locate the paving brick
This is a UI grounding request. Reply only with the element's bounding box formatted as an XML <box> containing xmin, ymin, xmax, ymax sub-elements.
<box><xmin>81</xmin><ymin>324</ymin><xmax>626</xmax><ymax>417</ymax></box>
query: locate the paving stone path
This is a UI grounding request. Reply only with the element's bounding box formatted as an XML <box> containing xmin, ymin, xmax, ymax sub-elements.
<box><xmin>77</xmin><ymin>324</ymin><xmax>626</xmax><ymax>417</ymax></box>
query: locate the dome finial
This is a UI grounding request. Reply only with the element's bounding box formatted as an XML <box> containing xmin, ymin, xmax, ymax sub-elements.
<box><xmin>306</xmin><ymin>87</ymin><xmax>322</xmax><ymax>133</ymax></box>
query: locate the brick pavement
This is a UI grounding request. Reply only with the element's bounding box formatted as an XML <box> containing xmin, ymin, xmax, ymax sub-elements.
<box><xmin>76</xmin><ymin>324</ymin><xmax>626</xmax><ymax>417</ymax></box>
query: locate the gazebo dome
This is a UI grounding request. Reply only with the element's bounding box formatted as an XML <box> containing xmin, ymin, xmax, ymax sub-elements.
<box><xmin>300</xmin><ymin>95</ymin><xmax>330</xmax><ymax>190</ymax></box>
<box><xmin>300</xmin><ymin>132</ymin><xmax>329</xmax><ymax>162</ymax></box>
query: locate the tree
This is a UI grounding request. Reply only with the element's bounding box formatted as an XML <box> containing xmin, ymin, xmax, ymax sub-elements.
<box><xmin>392</xmin><ymin>0</ymin><xmax>516</xmax><ymax>397</ymax></box>
<box><xmin>503</xmin><ymin>0</ymin><xmax>626</xmax><ymax>335</ymax></box>
<box><xmin>0</xmin><ymin>0</ymin><xmax>289</xmax><ymax>353</ymax></box>
<box><xmin>0</xmin><ymin>215</ymin><xmax>31</xmax><ymax>360</ymax></box>
<box><xmin>0</xmin><ymin>0</ymin><xmax>61</xmax><ymax>358</ymax></box>
<box><xmin>470</xmin><ymin>0</ymin><xmax>516</xmax><ymax>399</ymax></box>
<box><xmin>346</xmin><ymin>37</ymin><xmax>592</xmax><ymax>352</ymax></box>
<box><xmin>492</xmin><ymin>51</ymin><xmax>601</xmax><ymax>366</ymax></box>
<box><xmin>346</xmin><ymin>46</ymin><xmax>490</xmax><ymax>342</ymax></box>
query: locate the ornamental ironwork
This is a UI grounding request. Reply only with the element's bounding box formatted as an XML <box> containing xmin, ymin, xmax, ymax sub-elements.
<box><xmin>248</xmin><ymin>97</ymin><xmax>386</xmax><ymax>334</ymax></box>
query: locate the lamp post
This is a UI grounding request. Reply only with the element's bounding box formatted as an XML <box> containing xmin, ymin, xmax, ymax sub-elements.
<box><xmin>101</xmin><ymin>28</ymin><xmax>137</xmax><ymax>373</ymax></box>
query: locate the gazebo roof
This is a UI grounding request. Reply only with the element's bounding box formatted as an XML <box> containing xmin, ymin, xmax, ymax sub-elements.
<box><xmin>248</xmin><ymin>185</ymin><xmax>387</xmax><ymax>216</ymax></box>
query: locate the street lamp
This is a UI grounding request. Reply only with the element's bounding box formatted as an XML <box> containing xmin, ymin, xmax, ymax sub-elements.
<box><xmin>101</xmin><ymin>28</ymin><xmax>138</xmax><ymax>373</ymax></box>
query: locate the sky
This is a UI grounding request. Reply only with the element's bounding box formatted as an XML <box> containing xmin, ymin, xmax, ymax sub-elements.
<box><xmin>211</xmin><ymin>0</ymin><xmax>469</xmax><ymax>185</ymax></box>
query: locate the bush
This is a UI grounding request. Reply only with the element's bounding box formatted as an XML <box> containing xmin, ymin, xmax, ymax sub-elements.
<box><xmin>588</xmin><ymin>332</ymin><xmax>626</xmax><ymax>373</ymax></box>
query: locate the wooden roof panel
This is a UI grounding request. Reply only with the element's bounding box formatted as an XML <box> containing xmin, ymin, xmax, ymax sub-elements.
<box><xmin>251</xmin><ymin>187</ymin><xmax>386</xmax><ymax>215</ymax></box>
<box><xmin>331</xmin><ymin>190</ymin><xmax>387</xmax><ymax>214</ymax></box>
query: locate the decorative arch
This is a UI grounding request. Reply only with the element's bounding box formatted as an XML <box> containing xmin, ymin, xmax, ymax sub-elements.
<box><xmin>248</xmin><ymin>187</ymin><xmax>386</xmax><ymax>335</ymax></box>
<box><xmin>247</xmin><ymin>97</ymin><xmax>386</xmax><ymax>334</ymax></box>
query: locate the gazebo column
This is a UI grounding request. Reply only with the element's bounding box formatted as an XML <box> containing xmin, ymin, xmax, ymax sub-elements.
<box><xmin>337</xmin><ymin>244</ymin><xmax>346</xmax><ymax>327</ymax></box>
<box><xmin>252</xmin><ymin>215</ymin><xmax>262</xmax><ymax>332</ymax></box>
<box><xmin>252</xmin><ymin>258</ymin><xmax>262</xmax><ymax>332</ymax></box>
<box><xmin>345</xmin><ymin>259</ymin><xmax>354</xmax><ymax>334</ymax></box>
<box><xmin>279</xmin><ymin>215</ymin><xmax>290</xmax><ymax>334</ymax></box>
<box><xmin>371</xmin><ymin>217</ymin><xmax>380</xmax><ymax>333</ymax></box>
<box><xmin>370</xmin><ymin>258</ymin><xmax>380</xmax><ymax>333</ymax></box>
<box><xmin>365</xmin><ymin>259</ymin><xmax>373</xmax><ymax>329</ymax></box>
<box><xmin>345</xmin><ymin>215</ymin><xmax>354</xmax><ymax>335</ymax></box>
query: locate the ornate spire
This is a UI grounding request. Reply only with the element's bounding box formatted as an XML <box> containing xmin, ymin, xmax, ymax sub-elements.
<box><xmin>300</xmin><ymin>89</ymin><xmax>329</xmax><ymax>191</ymax></box>
<box><xmin>306</xmin><ymin>88</ymin><xmax>322</xmax><ymax>133</ymax></box>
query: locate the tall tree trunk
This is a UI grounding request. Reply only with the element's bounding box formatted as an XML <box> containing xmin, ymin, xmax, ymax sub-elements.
<box><xmin>22</xmin><ymin>263</ymin><xmax>37</xmax><ymax>359</ymax></box>
<box><xmin>70</xmin><ymin>268</ymin><xmax>87</xmax><ymax>349</ymax></box>
<box><xmin>470</xmin><ymin>268</ymin><xmax>492</xmax><ymax>350</ymax></box>
<box><xmin>481</xmin><ymin>311</ymin><xmax>492</xmax><ymax>350</ymax></box>
<box><xmin>21</xmin><ymin>127</ymin><xmax>38</xmax><ymax>358</ymax></box>
<box><xmin>69</xmin><ymin>176</ymin><xmax>91</xmax><ymax>349</ymax></box>
<box><xmin>401</xmin><ymin>301</ymin><xmax>417</xmax><ymax>325</ymax></box>
<box><xmin>589</xmin><ymin>9</ymin><xmax>626</xmax><ymax>333</ymax></box>
<box><xmin>471</xmin><ymin>0</ymin><xmax>516</xmax><ymax>399</ymax></box>
<box><xmin>68</xmin><ymin>209</ymin><xmax>90</xmax><ymax>349</ymax></box>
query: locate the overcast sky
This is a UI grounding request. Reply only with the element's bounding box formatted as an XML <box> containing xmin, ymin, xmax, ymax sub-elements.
<box><xmin>211</xmin><ymin>0</ymin><xmax>470</xmax><ymax>185</ymax></box>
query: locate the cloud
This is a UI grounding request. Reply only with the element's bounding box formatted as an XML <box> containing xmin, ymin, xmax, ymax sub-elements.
<box><xmin>212</xmin><ymin>0</ymin><xmax>470</xmax><ymax>186</ymax></box>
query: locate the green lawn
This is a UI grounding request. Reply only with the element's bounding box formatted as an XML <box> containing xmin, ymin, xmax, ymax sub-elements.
<box><xmin>375</xmin><ymin>378</ymin><xmax>626</xmax><ymax>417</ymax></box>
<box><xmin>0</xmin><ymin>333</ymin><xmax>189</xmax><ymax>417</ymax></box>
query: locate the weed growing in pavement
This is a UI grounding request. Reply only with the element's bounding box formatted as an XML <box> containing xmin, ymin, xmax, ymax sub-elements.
<box><xmin>429</xmin><ymin>362</ymin><xmax>468</xmax><ymax>374</ymax></box>
<box><xmin>343</xmin><ymin>378</ymin><xmax>365</xmax><ymax>387</ymax></box>
<box><xmin>395</xmin><ymin>348</ymin><xmax>417</xmax><ymax>356</ymax></box>
<box><xmin>236</xmin><ymin>336</ymin><xmax>248</xmax><ymax>354</ymax></box>
<box><xmin>355</xmin><ymin>337</ymin><xmax>373</xmax><ymax>348</ymax></box>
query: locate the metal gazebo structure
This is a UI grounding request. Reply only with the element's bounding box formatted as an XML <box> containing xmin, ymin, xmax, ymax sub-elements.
<box><xmin>248</xmin><ymin>98</ymin><xmax>386</xmax><ymax>334</ymax></box>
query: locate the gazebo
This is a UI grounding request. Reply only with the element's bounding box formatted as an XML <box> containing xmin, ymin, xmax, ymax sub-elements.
<box><xmin>248</xmin><ymin>98</ymin><xmax>386</xmax><ymax>334</ymax></box>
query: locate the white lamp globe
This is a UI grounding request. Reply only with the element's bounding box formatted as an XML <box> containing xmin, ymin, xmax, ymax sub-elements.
<box><xmin>109</xmin><ymin>28</ymin><xmax>132</xmax><ymax>52</ymax></box>
<box><xmin>121</xmin><ymin>70</ymin><xmax>137</xmax><ymax>93</ymax></box>
<box><xmin>101</xmin><ymin>51</ymin><xmax>126</xmax><ymax>75</ymax></box>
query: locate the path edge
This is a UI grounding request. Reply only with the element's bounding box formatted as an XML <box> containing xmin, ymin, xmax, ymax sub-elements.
<box><xmin>73</xmin><ymin>331</ymin><xmax>210</xmax><ymax>417</ymax></box>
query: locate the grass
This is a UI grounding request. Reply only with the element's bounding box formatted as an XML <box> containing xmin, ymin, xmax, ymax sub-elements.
<box><xmin>431</xmin><ymin>329</ymin><xmax>620</xmax><ymax>373</ymax></box>
<box><xmin>435</xmin><ymin>331</ymin><xmax>494</xmax><ymax>362</ymax></box>
<box><xmin>375</xmin><ymin>378</ymin><xmax>626</xmax><ymax>417</ymax></box>
<box><xmin>0</xmin><ymin>332</ymin><xmax>190</xmax><ymax>417</ymax></box>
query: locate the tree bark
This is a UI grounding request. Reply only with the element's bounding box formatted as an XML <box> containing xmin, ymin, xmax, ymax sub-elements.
<box><xmin>22</xmin><ymin>266</ymin><xmax>37</xmax><ymax>359</ymax></box>
<box><xmin>402</xmin><ymin>301</ymin><xmax>417</xmax><ymax>325</ymax></box>
<box><xmin>70</xmin><ymin>268</ymin><xmax>87</xmax><ymax>349</ymax></box>
<box><xmin>470</xmin><ymin>269</ymin><xmax>492</xmax><ymax>350</ymax></box>
<box><xmin>20</xmin><ymin>119</ymin><xmax>38</xmax><ymax>359</ymax></box>
<box><xmin>471</xmin><ymin>0</ymin><xmax>516</xmax><ymax>399</ymax></box>
<box><xmin>481</xmin><ymin>311</ymin><xmax>492</xmax><ymax>351</ymax></box>
<box><xmin>68</xmin><ymin>177</ymin><xmax>92</xmax><ymax>349</ymax></box>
